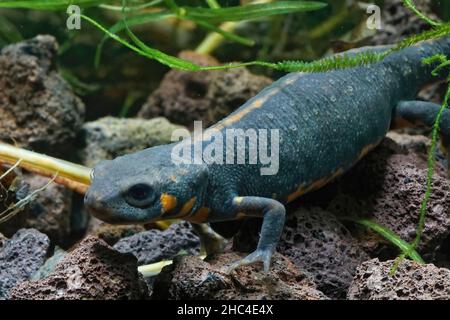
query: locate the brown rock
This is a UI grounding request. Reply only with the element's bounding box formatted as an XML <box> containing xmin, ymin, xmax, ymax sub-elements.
<box><xmin>0</xmin><ymin>35</ymin><xmax>85</xmax><ymax>156</ymax></box>
<box><xmin>0</xmin><ymin>173</ymin><xmax>72</xmax><ymax>245</ymax></box>
<box><xmin>89</xmin><ymin>221</ymin><xmax>145</xmax><ymax>246</ymax></box>
<box><xmin>325</xmin><ymin>138</ymin><xmax>450</xmax><ymax>258</ymax></box>
<box><xmin>278</xmin><ymin>207</ymin><xmax>369</xmax><ymax>299</ymax></box>
<box><xmin>23</xmin><ymin>175</ymin><xmax>72</xmax><ymax>246</ymax></box>
<box><xmin>0</xmin><ymin>167</ymin><xmax>29</xmax><ymax>237</ymax></box>
<box><xmin>9</xmin><ymin>236</ymin><xmax>149</xmax><ymax>300</ymax></box>
<box><xmin>152</xmin><ymin>252</ymin><xmax>327</xmax><ymax>300</ymax></box>
<box><xmin>138</xmin><ymin>50</ymin><xmax>272</xmax><ymax>128</ymax></box>
<box><xmin>233</xmin><ymin>207</ymin><xmax>369</xmax><ymax>299</ymax></box>
<box><xmin>348</xmin><ymin>258</ymin><xmax>450</xmax><ymax>300</ymax></box>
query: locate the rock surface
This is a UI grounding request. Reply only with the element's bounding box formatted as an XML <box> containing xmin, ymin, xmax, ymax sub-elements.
<box><xmin>81</xmin><ymin>116</ymin><xmax>184</xmax><ymax>167</ymax></box>
<box><xmin>0</xmin><ymin>167</ymin><xmax>29</xmax><ymax>237</ymax></box>
<box><xmin>31</xmin><ymin>247</ymin><xmax>67</xmax><ymax>281</ymax></box>
<box><xmin>348</xmin><ymin>258</ymin><xmax>450</xmax><ymax>300</ymax></box>
<box><xmin>113</xmin><ymin>222</ymin><xmax>200</xmax><ymax>265</ymax></box>
<box><xmin>277</xmin><ymin>207</ymin><xmax>369</xmax><ymax>299</ymax></box>
<box><xmin>89</xmin><ymin>220</ymin><xmax>146</xmax><ymax>246</ymax></box>
<box><xmin>325</xmin><ymin>138</ymin><xmax>450</xmax><ymax>258</ymax></box>
<box><xmin>233</xmin><ymin>207</ymin><xmax>369</xmax><ymax>299</ymax></box>
<box><xmin>9</xmin><ymin>236</ymin><xmax>149</xmax><ymax>300</ymax></box>
<box><xmin>152</xmin><ymin>252</ymin><xmax>327</xmax><ymax>300</ymax></box>
<box><xmin>138</xmin><ymin>50</ymin><xmax>272</xmax><ymax>128</ymax></box>
<box><xmin>0</xmin><ymin>229</ymin><xmax>50</xmax><ymax>299</ymax></box>
<box><xmin>23</xmin><ymin>175</ymin><xmax>73</xmax><ymax>246</ymax></box>
<box><xmin>0</xmin><ymin>35</ymin><xmax>85</xmax><ymax>156</ymax></box>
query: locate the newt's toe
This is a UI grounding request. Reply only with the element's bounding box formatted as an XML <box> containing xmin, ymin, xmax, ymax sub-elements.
<box><xmin>226</xmin><ymin>247</ymin><xmax>274</xmax><ymax>274</ymax></box>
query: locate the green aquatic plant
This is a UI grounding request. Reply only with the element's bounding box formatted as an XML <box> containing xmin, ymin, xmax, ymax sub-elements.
<box><xmin>347</xmin><ymin>218</ymin><xmax>424</xmax><ymax>264</ymax></box>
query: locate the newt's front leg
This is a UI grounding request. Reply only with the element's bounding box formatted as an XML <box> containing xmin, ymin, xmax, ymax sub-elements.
<box><xmin>227</xmin><ymin>196</ymin><xmax>286</xmax><ymax>273</ymax></box>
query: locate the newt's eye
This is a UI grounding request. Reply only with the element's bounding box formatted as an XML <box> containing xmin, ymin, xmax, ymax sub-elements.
<box><xmin>124</xmin><ymin>183</ymin><xmax>156</xmax><ymax>208</ymax></box>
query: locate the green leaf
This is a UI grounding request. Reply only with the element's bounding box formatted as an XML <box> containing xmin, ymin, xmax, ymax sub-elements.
<box><xmin>124</xmin><ymin>18</ymin><xmax>201</xmax><ymax>70</ymax></box>
<box><xmin>95</xmin><ymin>11</ymin><xmax>174</xmax><ymax>68</ymax></box>
<box><xmin>182</xmin><ymin>1</ymin><xmax>328</xmax><ymax>22</ymax></box>
<box><xmin>351</xmin><ymin>218</ymin><xmax>424</xmax><ymax>264</ymax></box>
<box><xmin>0</xmin><ymin>0</ymin><xmax>114</xmax><ymax>10</ymax></box>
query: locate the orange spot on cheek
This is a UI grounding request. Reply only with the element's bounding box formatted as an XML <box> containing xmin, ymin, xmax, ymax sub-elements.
<box><xmin>170</xmin><ymin>197</ymin><xmax>197</xmax><ymax>218</ymax></box>
<box><xmin>160</xmin><ymin>193</ymin><xmax>177</xmax><ymax>213</ymax></box>
<box><xmin>185</xmin><ymin>207</ymin><xmax>210</xmax><ymax>223</ymax></box>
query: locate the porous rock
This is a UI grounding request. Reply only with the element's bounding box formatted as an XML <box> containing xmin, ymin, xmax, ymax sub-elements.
<box><xmin>0</xmin><ymin>35</ymin><xmax>85</xmax><ymax>156</ymax></box>
<box><xmin>81</xmin><ymin>116</ymin><xmax>184</xmax><ymax>167</ymax></box>
<box><xmin>348</xmin><ymin>258</ymin><xmax>450</xmax><ymax>300</ymax></box>
<box><xmin>89</xmin><ymin>220</ymin><xmax>145</xmax><ymax>246</ymax></box>
<box><xmin>31</xmin><ymin>247</ymin><xmax>67</xmax><ymax>281</ymax></box>
<box><xmin>138</xmin><ymin>50</ymin><xmax>272</xmax><ymax>128</ymax></box>
<box><xmin>0</xmin><ymin>228</ymin><xmax>50</xmax><ymax>299</ymax></box>
<box><xmin>325</xmin><ymin>138</ymin><xmax>450</xmax><ymax>258</ymax></box>
<box><xmin>152</xmin><ymin>252</ymin><xmax>327</xmax><ymax>300</ymax></box>
<box><xmin>23</xmin><ymin>175</ymin><xmax>72</xmax><ymax>246</ymax></box>
<box><xmin>277</xmin><ymin>207</ymin><xmax>369</xmax><ymax>299</ymax></box>
<box><xmin>9</xmin><ymin>236</ymin><xmax>149</xmax><ymax>300</ymax></box>
<box><xmin>0</xmin><ymin>167</ymin><xmax>29</xmax><ymax>237</ymax></box>
<box><xmin>233</xmin><ymin>207</ymin><xmax>369</xmax><ymax>300</ymax></box>
<box><xmin>113</xmin><ymin>221</ymin><xmax>200</xmax><ymax>265</ymax></box>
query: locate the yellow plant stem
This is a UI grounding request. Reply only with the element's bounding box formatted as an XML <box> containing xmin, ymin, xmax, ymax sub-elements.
<box><xmin>0</xmin><ymin>142</ymin><xmax>91</xmax><ymax>194</ymax></box>
<box><xmin>195</xmin><ymin>0</ymin><xmax>272</xmax><ymax>55</ymax></box>
<box><xmin>138</xmin><ymin>255</ymin><xmax>206</xmax><ymax>277</ymax></box>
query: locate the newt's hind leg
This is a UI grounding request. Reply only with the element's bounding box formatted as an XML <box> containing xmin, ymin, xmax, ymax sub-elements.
<box><xmin>226</xmin><ymin>196</ymin><xmax>286</xmax><ymax>273</ymax></box>
<box><xmin>191</xmin><ymin>223</ymin><xmax>228</xmax><ymax>255</ymax></box>
<box><xmin>393</xmin><ymin>100</ymin><xmax>450</xmax><ymax>173</ymax></box>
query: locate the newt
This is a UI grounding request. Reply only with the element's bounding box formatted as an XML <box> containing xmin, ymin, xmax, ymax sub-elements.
<box><xmin>85</xmin><ymin>36</ymin><xmax>450</xmax><ymax>272</ymax></box>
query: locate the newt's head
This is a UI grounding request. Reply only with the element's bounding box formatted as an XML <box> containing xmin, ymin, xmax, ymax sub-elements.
<box><xmin>84</xmin><ymin>144</ymin><xmax>208</xmax><ymax>224</ymax></box>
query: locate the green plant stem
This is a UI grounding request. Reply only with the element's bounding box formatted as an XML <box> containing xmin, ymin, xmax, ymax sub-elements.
<box><xmin>412</xmin><ymin>79</ymin><xmax>450</xmax><ymax>250</ymax></box>
<box><xmin>99</xmin><ymin>0</ymin><xmax>162</xmax><ymax>12</ymax></box>
<box><xmin>402</xmin><ymin>0</ymin><xmax>441</xmax><ymax>26</ymax></box>
<box><xmin>345</xmin><ymin>218</ymin><xmax>424</xmax><ymax>263</ymax></box>
<box><xmin>205</xmin><ymin>0</ymin><xmax>220</xmax><ymax>9</ymax></box>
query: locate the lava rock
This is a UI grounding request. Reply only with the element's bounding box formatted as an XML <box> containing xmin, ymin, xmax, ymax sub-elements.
<box><xmin>90</xmin><ymin>220</ymin><xmax>146</xmax><ymax>246</ymax></box>
<box><xmin>325</xmin><ymin>138</ymin><xmax>450</xmax><ymax>258</ymax></box>
<box><xmin>23</xmin><ymin>175</ymin><xmax>72</xmax><ymax>246</ymax></box>
<box><xmin>81</xmin><ymin>116</ymin><xmax>184</xmax><ymax>167</ymax></box>
<box><xmin>277</xmin><ymin>207</ymin><xmax>369</xmax><ymax>299</ymax></box>
<box><xmin>0</xmin><ymin>35</ymin><xmax>85</xmax><ymax>156</ymax></box>
<box><xmin>9</xmin><ymin>236</ymin><xmax>149</xmax><ymax>300</ymax></box>
<box><xmin>0</xmin><ymin>233</ymin><xmax>6</xmax><ymax>247</ymax></box>
<box><xmin>348</xmin><ymin>258</ymin><xmax>450</xmax><ymax>300</ymax></box>
<box><xmin>31</xmin><ymin>247</ymin><xmax>67</xmax><ymax>281</ymax></box>
<box><xmin>232</xmin><ymin>207</ymin><xmax>369</xmax><ymax>299</ymax></box>
<box><xmin>152</xmin><ymin>252</ymin><xmax>327</xmax><ymax>300</ymax></box>
<box><xmin>0</xmin><ymin>229</ymin><xmax>50</xmax><ymax>299</ymax></box>
<box><xmin>113</xmin><ymin>222</ymin><xmax>200</xmax><ymax>265</ymax></box>
<box><xmin>138</xmin><ymin>50</ymin><xmax>272</xmax><ymax>128</ymax></box>
<box><xmin>0</xmin><ymin>167</ymin><xmax>29</xmax><ymax>237</ymax></box>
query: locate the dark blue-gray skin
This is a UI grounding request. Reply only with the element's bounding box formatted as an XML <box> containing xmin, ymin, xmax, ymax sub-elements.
<box><xmin>85</xmin><ymin>36</ymin><xmax>450</xmax><ymax>272</ymax></box>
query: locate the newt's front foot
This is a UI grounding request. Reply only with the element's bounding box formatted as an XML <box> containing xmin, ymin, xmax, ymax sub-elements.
<box><xmin>226</xmin><ymin>246</ymin><xmax>275</xmax><ymax>273</ymax></box>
